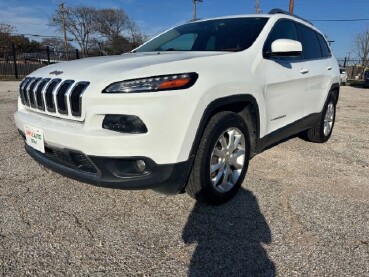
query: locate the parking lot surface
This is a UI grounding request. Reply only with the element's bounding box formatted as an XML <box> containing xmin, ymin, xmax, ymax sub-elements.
<box><xmin>0</xmin><ymin>81</ymin><xmax>368</xmax><ymax>276</ymax></box>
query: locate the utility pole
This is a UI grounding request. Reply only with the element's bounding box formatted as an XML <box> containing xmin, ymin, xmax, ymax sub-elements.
<box><xmin>193</xmin><ymin>0</ymin><xmax>203</xmax><ymax>20</ymax></box>
<box><xmin>255</xmin><ymin>0</ymin><xmax>261</xmax><ymax>14</ymax></box>
<box><xmin>289</xmin><ymin>0</ymin><xmax>295</xmax><ymax>13</ymax></box>
<box><xmin>59</xmin><ymin>3</ymin><xmax>69</xmax><ymax>60</ymax></box>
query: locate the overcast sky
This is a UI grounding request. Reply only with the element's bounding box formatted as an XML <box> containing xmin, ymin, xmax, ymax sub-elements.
<box><xmin>0</xmin><ymin>0</ymin><xmax>369</xmax><ymax>59</ymax></box>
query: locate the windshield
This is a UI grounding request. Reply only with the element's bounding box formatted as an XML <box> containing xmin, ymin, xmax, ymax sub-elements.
<box><xmin>135</xmin><ymin>17</ymin><xmax>268</xmax><ymax>53</ymax></box>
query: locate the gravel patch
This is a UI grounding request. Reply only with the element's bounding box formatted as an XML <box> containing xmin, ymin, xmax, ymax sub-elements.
<box><xmin>0</xmin><ymin>82</ymin><xmax>368</xmax><ymax>276</ymax></box>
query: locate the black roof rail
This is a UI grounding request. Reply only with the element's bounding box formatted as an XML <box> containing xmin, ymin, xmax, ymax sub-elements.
<box><xmin>188</xmin><ymin>18</ymin><xmax>203</xmax><ymax>23</ymax></box>
<box><xmin>268</xmin><ymin>8</ymin><xmax>314</xmax><ymax>26</ymax></box>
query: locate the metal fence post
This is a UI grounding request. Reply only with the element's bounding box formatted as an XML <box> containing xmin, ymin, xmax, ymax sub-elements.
<box><xmin>12</xmin><ymin>43</ymin><xmax>19</xmax><ymax>79</ymax></box>
<box><xmin>46</xmin><ymin>46</ymin><xmax>51</xmax><ymax>64</ymax></box>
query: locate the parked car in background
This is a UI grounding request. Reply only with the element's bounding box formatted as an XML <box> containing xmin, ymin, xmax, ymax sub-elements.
<box><xmin>363</xmin><ymin>69</ymin><xmax>369</xmax><ymax>88</ymax></box>
<box><xmin>340</xmin><ymin>67</ymin><xmax>347</xmax><ymax>86</ymax></box>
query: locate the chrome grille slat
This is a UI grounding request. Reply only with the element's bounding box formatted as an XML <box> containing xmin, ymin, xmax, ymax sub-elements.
<box><xmin>36</xmin><ymin>78</ymin><xmax>51</xmax><ymax>111</ymax></box>
<box><xmin>19</xmin><ymin>78</ymin><xmax>29</xmax><ymax>104</ymax></box>
<box><xmin>45</xmin><ymin>79</ymin><xmax>61</xmax><ymax>112</ymax></box>
<box><xmin>24</xmin><ymin>78</ymin><xmax>36</xmax><ymax>106</ymax></box>
<box><xmin>56</xmin><ymin>80</ymin><xmax>74</xmax><ymax>114</ymax></box>
<box><xmin>29</xmin><ymin>78</ymin><xmax>42</xmax><ymax>108</ymax></box>
<box><xmin>70</xmin><ymin>82</ymin><xmax>90</xmax><ymax>117</ymax></box>
<box><xmin>19</xmin><ymin>77</ymin><xmax>89</xmax><ymax>120</ymax></box>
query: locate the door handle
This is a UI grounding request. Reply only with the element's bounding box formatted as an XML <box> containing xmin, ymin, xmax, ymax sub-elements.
<box><xmin>327</xmin><ymin>66</ymin><xmax>332</xmax><ymax>71</ymax></box>
<box><xmin>300</xmin><ymin>68</ymin><xmax>309</xmax><ymax>74</ymax></box>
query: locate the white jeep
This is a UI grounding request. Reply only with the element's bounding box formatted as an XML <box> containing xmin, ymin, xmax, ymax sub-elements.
<box><xmin>14</xmin><ymin>9</ymin><xmax>340</xmax><ymax>204</ymax></box>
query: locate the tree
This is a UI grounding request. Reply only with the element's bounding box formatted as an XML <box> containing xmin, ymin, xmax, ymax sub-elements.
<box><xmin>94</xmin><ymin>8</ymin><xmax>147</xmax><ymax>53</ymax></box>
<box><xmin>94</xmin><ymin>8</ymin><xmax>129</xmax><ymax>40</ymax></box>
<box><xmin>0</xmin><ymin>23</ymin><xmax>16</xmax><ymax>34</ymax></box>
<box><xmin>94</xmin><ymin>8</ymin><xmax>131</xmax><ymax>54</ymax></box>
<box><xmin>11</xmin><ymin>35</ymin><xmax>41</xmax><ymax>52</ymax></box>
<box><xmin>50</xmin><ymin>6</ymin><xmax>148</xmax><ymax>56</ymax></box>
<box><xmin>41</xmin><ymin>37</ymin><xmax>73</xmax><ymax>52</ymax></box>
<box><xmin>354</xmin><ymin>28</ymin><xmax>369</xmax><ymax>70</ymax></box>
<box><xmin>126</xmin><ymin>20</ymin><xmax>148</xmax><ymax>49</ymax></box>
<box><xmin>50</xmin><ymin>6</ymin><xmax>96</xmax><ymax>57</ymax></box>
<box><xmin>0</xmin><ymin>23</ymin><xmax>17</xmax><ymax>59</ymax></box>
<box><xmin>0</xmin><ymin>24</ymin><xmax>41</xmax><ymax>61</ymax></box>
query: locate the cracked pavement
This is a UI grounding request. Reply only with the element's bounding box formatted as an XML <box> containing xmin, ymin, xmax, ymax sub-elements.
<box><xmin>0</xmin><ymin>82</ymin><xmax>368</xmax><ymax>276</ymax></box>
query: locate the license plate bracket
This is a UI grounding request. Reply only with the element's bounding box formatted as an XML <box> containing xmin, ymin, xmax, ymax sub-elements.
<box><xmin>25</xmin><ymin>125</ymin><xmax>45</xmax><ymax>153</ymax></box>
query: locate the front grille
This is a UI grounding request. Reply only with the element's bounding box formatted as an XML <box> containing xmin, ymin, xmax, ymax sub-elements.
<box><xmin>19</xmin><ymin>77</ymin><xmax>90</xmax><ymax>120</ymax></box>
<box><xmin>44</xmin><ymin>146</ymin><xmax>97</xmax><ymax>175</ymax></box>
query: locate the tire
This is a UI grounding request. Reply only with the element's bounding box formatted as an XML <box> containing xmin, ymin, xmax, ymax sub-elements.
<box><xmin>305</xmin><ymin>96</ymin><xmax>336</xmax><ymax>143</ymax></box>
<box><xmin>186</xmin><ymin>111</ymin><xmax>251</xmax><ymax>205</ymax></box>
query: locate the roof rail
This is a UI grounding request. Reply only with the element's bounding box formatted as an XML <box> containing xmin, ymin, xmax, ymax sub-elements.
<box><xmin>188</xmin><ymin>18</ymin><xmax>203</xmax><ymax>23</ymax></box>
<box><xmin>268</xmin><ymin>9</ymin><xmax>313</xmax><ymax>26</ymax></box>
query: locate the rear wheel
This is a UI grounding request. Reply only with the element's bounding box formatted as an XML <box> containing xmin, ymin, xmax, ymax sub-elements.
<box><xmin>186</xmin><ymin>112</ymin><xmax>251</xmax><ymax>205</ymax></box>
<box><xmin>305</xmin><ymin>96</ymin><xmax>336</xmax><ymax>143</ymax></box>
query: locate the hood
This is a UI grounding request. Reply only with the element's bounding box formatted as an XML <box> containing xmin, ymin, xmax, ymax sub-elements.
<box><xmin>30</xmin><ymin>51</ymin><xmax>229</xmax><ymax>81</ymax></box>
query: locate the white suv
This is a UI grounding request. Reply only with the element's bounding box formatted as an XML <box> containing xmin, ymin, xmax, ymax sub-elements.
<box><xmin>14</xmin><ymin>9</ymin><xmax>340</xmax><ymax>204</ymax></box>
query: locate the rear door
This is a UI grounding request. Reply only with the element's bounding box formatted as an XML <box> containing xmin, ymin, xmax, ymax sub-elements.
<box><xmin>263</xmin><ymin>20</ymin><xmax>310</xmax><ymax>133</ymax></box>
<box><xmin>296</xmin><ymin>24</ymin><xmax>333</xmax><ymax>115</ymax></box>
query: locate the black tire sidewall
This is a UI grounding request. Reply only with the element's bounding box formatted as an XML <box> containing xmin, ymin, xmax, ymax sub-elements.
<box><xmin>199</xmin><ymin>113</ymin><xmax>251</xmax><ymax>204</ymax></box>
<box><xmin>319</xmin><ymin>98</ymin><xmax>336</xmax><ymax>142</ymax></box>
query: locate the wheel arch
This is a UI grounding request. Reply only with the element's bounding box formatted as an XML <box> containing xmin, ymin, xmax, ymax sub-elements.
<box><xmin>329</xmin><ymin>82</ymin><xmax>340</xmax><ymax>104</ymax></box>
<box><xmin>189</xmin><ymin>94</ymin><xmax>261</xmax><ymax>159</ymax></box>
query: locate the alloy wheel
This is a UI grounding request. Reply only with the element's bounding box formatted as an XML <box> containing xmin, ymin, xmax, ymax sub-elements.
<box><xmin>209</xmin><ymin>127</ymin><xmax>246</xmax><ymax>193</ymax></box>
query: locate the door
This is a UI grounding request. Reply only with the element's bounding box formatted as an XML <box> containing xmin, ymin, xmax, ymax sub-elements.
<box><xmin>296</xmin><ymin>25</ymin><xmax>334</xmax><ymax>115</ymax></box>
<box><xmin>263</xmin><ymin>20</ymin><xmax>310</xmax><ymax>133</ymax></box>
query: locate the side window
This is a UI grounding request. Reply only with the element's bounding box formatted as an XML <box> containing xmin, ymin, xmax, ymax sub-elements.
<box><xmin>297</xmin><ymin>24</ymin><xmax>323</xmax><ymax>60</ymax></box>
<box><xmin>317</xmin><ymin>33</ymin><xmax>332</xmax><ymax>58</ymax></box>
<box><xmin>158</xmin><ymin>33</ymin><xmax>197</xmax><ymax>51</ymax></box>
<box><xmin>264</xmin><ymin>20</ymin><xmax>299</xmax><ymax>54</ymax></box>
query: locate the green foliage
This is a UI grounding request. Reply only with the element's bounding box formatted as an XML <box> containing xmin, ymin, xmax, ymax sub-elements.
<box><xmin>0</xmin><ymin>23</ymin><xmax>41</xmax><ymax>57</ymax></box>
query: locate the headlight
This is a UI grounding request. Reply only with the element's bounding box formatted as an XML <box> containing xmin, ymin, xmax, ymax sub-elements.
<box><xmin>102</xmin><ymin>73</ymin><xmax>198</xmax><ymax>93</ymax></box>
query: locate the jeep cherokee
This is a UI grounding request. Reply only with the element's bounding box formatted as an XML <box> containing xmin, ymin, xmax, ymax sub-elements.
<box><xmin>14</xmin><ymin>9</ymin><xmax>340</xmax><ymax>204</ymax></box>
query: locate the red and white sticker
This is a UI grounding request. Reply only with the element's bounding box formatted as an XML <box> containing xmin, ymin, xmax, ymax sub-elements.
<box><xmin>25</xmin><ymin>125</ymin><xmax>45</xmax><ymax>153</ymax></box>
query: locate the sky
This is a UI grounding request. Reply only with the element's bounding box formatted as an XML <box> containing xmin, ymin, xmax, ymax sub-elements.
<box><xmin>0</xmin><ymin>0</ymin><xmax>369</xmax><ymax>60</ymax></box>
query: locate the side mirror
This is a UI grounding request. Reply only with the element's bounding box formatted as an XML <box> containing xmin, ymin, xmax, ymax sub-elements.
<box><xmin>270</xmin><ymin>39</ymin><xmax>302</xmax><ymax>57</ymax></box>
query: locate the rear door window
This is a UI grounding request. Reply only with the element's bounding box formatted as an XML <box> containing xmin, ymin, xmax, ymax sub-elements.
<box><xmin>316</xmin><ymin>33</ymin><xmax>331</xmax><ymax>58</ymax></box>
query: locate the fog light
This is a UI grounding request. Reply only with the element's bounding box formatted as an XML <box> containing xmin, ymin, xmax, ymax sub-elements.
<box><xmin>102</xmin><ymin>115</ymin><xmax>148</xmax><ymax>134</ymax></box>
<box><xmin>136</xmin><ymin>160</ymin><xmax>146</xmax><ymax>172</ymax></box>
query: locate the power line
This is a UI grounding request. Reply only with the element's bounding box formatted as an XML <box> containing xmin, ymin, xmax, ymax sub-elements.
<box><xmin>310</xmin><ymin>19</ymin><xmax>369</xmax><ymax>22</ymax></box>
<box><xmin>11</xmin><ymin>32</ymin><xmax>74</xmax><ymax>41</ymax></box>
<box><xmin>0</xmin><ymin>20</ymin><xmax>48</xmax><ymax>26</ymax></box>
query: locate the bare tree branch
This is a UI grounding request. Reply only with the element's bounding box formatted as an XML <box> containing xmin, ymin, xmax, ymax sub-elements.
<box><xmin>50</xmin><ymin>6</ymin><xmax>148</xmax><ymax>56</ymax></box>
<box><xmin>354</xmin><ymin>28</ymin><xmax>369</xmax><ymax>69</ymax></box>
<box><xmin>50</xmin><ymin>6</ymin><xmax>96</xmax><ymax>57</ymax></box>
<box><xmin>126</xmin><ymin>20</ymin><xmax>148</xmax><ymax>49</ymax></box>
<box><xmin>0</xmin><ymin>23</ymin><xmax>17</xmax><ymax>34</ymax></box>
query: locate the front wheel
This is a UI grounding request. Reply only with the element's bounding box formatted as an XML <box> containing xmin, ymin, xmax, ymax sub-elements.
<box><xmin>305</xmin><ymin>96</ymin><xmax>336</xmax><ymax>143</ymax></box>
<box><xmin>186</xmin><ymin>112</ymin><xmax>251</xmax><ymax>205</ymax></box>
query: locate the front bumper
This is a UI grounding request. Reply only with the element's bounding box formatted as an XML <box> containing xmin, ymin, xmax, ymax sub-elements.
<box><xmin>22</xmin><ymin>136</ymin><xmax>192</xmax><ymax>194</ymax></box>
